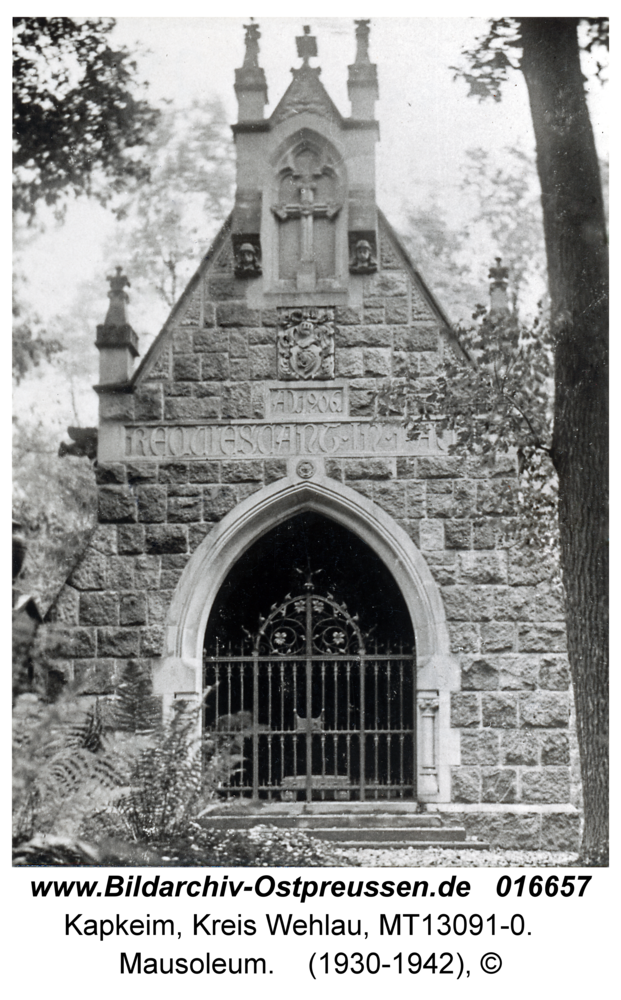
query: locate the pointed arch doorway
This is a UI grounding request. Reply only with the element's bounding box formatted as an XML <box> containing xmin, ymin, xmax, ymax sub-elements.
<box><xmin>203</xmin><ymin>512</ymin><xmax>416</xmax><ymax>802</ymax></box>
<box><xmin>157</xmin><ymin>475</ymin><xmax>460</xmax><ymax>803</ymax></box>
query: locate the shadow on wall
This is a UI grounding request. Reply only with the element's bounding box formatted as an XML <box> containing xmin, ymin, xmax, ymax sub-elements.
<box><xmin>205</xmin><ymin>511</ymin><xmax>414</xmax><ymax>653</ymax></box>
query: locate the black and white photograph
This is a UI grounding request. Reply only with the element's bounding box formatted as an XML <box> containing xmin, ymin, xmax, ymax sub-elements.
<box><xmin>13</xmin><ymin>13</ymin><xmax>608</xmax><ymax>891</ymax></box>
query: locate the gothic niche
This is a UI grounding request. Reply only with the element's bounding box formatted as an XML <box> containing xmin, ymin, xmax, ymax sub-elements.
<box><xmin>278</xmin><ymin>307</ymin><xmax>335</xmax><ymax>380</ymax></box>
<box><xmin>272</xmin><ymin>139</ymin><xmax>343</xmax><ymax>284</ymax></box>
<box><xmin>349</xmin><ymin>231</ymin><xmax>377</xmax><ymax>274</ymax></box>
<box><xmin>233</xmin><ymin>235</ymin><xmax>262</xmax><ymax>278</ymax></box>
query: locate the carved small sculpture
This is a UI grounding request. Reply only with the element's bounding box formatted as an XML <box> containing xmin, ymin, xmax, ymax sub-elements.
<box><xmin>488</xmin><ymin>256</ymin><xmax>509</xmax><ymax>290</ymax></box>
<box><xmin>242</xmin><ymin>22</ymin><xmax>261</xmax><ymax>69</ymax></box>
<box><xmin>58</xmin><ymin>427</ymin><xmax>98</xmax><ymax>462</ymax></box>
<box><xmin>349</xmin><ymin>238</ymin><xmax>377</xmax><ymax>274</ymax></box>
<box><xmin>234</xmin><ymin>241</ymin><xmax>262</xmax><ymax>278</ymax></box>
<box><xmin>104</xmin><ymin>266</ymin><xmax>130</xmax><ymax>325</ymax></box>
<box><xmin>278</xmin><ymin>307</ymin><xmax>335</xmax><ymax>380</ymax></box>
<box><xmin>354</xmin><ymin>19</ymin><xmax>372</xmax><ymax>64</ymax></box>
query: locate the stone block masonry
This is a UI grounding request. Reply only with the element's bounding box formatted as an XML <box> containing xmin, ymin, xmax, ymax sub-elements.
<box><xmin>35</xmin><ymin>20</ymin><xmax>582</xmax><ymax>853</ymax></box>
<box><xmin>41</xmin><ymin>218</ymin><xmax>575</xmax><ymax>848</ymax></box>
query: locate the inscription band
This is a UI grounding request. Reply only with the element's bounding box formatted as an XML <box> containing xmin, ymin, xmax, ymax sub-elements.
<box><xmin>125</xmin><ymin>422</ymin><xmax>446</xmax><ymax>459</ymax></box>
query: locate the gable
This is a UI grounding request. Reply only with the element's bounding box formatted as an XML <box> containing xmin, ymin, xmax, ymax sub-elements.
<box><xmin>133</xmin><ymin>216</ymin><xmax>234</xmax><ymax>385</ymax></box>
<box><xmin>270</xmin><ymin>67</ymin><xmax>343</xmax><ymax>127</ymax></box>
<box><xmin>126</xmin><ymin>203</ymin><xmax>466</xmax><ymax>394</ymax></box>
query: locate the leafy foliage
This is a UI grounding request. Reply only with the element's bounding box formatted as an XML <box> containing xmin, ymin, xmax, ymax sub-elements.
<box><xmin>400</xmin><ymin>200</ymin><xmax>481</xmax><ymax>324</ymax></box>
<box><xmin>13</xmin><ymin>660</ymin><xmax>239</xmax><ymax>852</ymax></box>
<box><xmin>460</xmin><ymin>147</ymin><xmax>545</xmax><ymax>311</ymax></box>
<box><xmin>13</xmin><ymin>17</ymin><xmax>159</xmax><ymax>218</ymax></box>
<box><xmin>13</xmin><ymin>294</ymin><xmax>63</xmax><ymax>384</ymax></box>
<box><xmin>452</xmin><ymin>15</ymin><xmax>609</xmax><ymax>866</ymax></box>
<box><xmin>380</xmin><ymin>310</ymin><xmax>552</xmax><ymax>457</ymax></box>
<box><xmin>450</xmin><ymin>18</ymin><xmax>521</xmax><ymax>102</ymax></box>
<box><xmin>12</xmin><ymin>694</ymin><xmax>126</xmax><ymax>843</ymax></box>
<box><xmin>99</xmin><ymin>664</ymin><xmax>242</xmax><ymax>845</ymax></box>
<box><xmin>13</xmin><ymin>421</ymin><xmax>97</xmax><ymax>612</ymax></box>
<box><xmin>152</xmin><ymin>824</ymin><xmax>356</xmax><ymax>868</ymax></box>
<box><xmin>109</xmin><ymin>100</ymin><xmax>235</xmax><ymax>308</ymax></box>
<box><xmin>12</xmin><ymin>252</ymin><xmax>69</xmax><ymax>384</ymax></box>
<box><xmin>13</xmin><ymin>834</ymin><xmax>164</xmax><ymax>867</ymax></box>
<box><xmin>107</xmin><ymin>704</ymin><xmax>211</xmax><ymax>844</ymax></box>
<box><xmin>13</xmin><ymin>662</ymin><xmax>350</xmax><ymax>867</ymax></box>
<box><xmin>377</xmin><ymin>308</ymin><xmax>559</xmax><ymax>560</ymax></box>
<box><xmin>451</xmin><ymin>17</ymin><xmax>609</xmax><ymax>101</ymax></box>
<box><xmin>400</xmin><ymin>145</ymin><xmax>546</xmax><ymax>323</ymax></box>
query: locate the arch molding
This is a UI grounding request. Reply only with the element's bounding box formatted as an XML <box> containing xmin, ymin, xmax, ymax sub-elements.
<box><xmin>153</xmin><ymin>474</ymin><xmax>460</xmax><ymax>801</ymax></box>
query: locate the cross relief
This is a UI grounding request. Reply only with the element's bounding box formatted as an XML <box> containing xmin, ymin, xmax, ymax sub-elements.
<box><xmin>272</xmin><ymin>151</ymin><xmax>342</xmax><ymax>267</ymax></box>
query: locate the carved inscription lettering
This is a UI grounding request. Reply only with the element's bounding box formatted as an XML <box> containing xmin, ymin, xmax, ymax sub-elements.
<box><xmin>125</xmin><ymin>422</ymin><xmax>447</xmax><ymax>459</ymax></box>
<box><xmin>268</xmin><ymin>387</ymin><xmax>344</xmax><ymax>418</ymax></box>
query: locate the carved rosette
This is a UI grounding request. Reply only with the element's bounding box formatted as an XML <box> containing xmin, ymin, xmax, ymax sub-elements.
<box><xmin>296</xmin><ymin>460</ymin><xmax>316</xmax><ymax>479</ymax></box>
<box><xmin>278</xmin><ymin>307</ymin><xmax>335</xmax><ymax>380</ymax></box>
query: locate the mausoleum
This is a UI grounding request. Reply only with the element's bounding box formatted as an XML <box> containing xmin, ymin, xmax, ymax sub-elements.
<box><xmin>43</xmin><ymin>22</ymin><xmax>579</xmax><ymax>851</ymax></box>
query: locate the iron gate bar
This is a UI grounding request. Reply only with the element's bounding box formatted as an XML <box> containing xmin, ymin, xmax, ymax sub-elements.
<box><xmin>204</xmin><ymin>585</ymin><xmax>415</xmax><ymax>801</ymax></box>
<box><xmin>346</xmin><ymin>660</ymin><xmax>351</xmax><ymax>786</ymax></box>
<box><xmin>305</xmin><ymin>589</ymin><xmax>312</xmax><ymax>802</ymax></box>
<box><xmin>252</xmin><ymin>651</ymin><xmax>259</xmax><ymax>798</ymax></box>
<box><xmin>204</xmin><ymin>655</ymin><xmax>413</xmax><ymax>663</ymax></box>
<box><xmin>360</xmin><ymin>654</ymin><xmax>366</xmax><ymax>801</ymax></box>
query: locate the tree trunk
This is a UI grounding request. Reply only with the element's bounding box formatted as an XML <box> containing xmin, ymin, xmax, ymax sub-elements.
<box><xmin>519</xmin><ymin>18</ymin><xmax>608</xmax><ymax>864</ymax></box>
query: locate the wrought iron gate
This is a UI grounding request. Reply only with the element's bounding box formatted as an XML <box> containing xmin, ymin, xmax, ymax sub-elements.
<box><xmin>203</xmin><ymin>582</ymin><xmax>416</xmax><ymax>801</ymax></box>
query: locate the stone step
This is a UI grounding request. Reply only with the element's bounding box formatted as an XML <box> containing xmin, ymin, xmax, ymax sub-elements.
<box><xmin>197</xmin><ymin>806</ymin><xmax>481</xmax><ymax>849</ymax></box>
<box><xmin>200</xmin><ymin>814</ymin><xmax>443</xmax><ymax>831</ymax></box>
<box><xmin>205</xmin><ymin>801</ymin><xmax>437</xmax><ymax>817</ymax></box>
<box><xmin>295</xmin><ymin>826</ymin><xmax>468</xmax><ymax>844</ymax></box>
<box><xmin>333</xmin><ymin>840</ymin><xmax>490</xmax><ymax>852</ymax></box>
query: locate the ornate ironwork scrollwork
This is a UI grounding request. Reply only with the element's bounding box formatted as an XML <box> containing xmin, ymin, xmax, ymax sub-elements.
<box><xmin>254</xmin><ymin>585</ymin><xmax>365</xmax><ymax>656</ymax></box>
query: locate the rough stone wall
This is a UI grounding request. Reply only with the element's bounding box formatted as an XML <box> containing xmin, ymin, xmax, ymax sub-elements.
<box><xmin>41</xmin><ymin>221</ymin><xmax>574</xmax><ymax>834</ymax></box>
<box><xmin>328</xmin><ymin>452</ymin><xmax>571</xmax><ymax>813</ymax></box>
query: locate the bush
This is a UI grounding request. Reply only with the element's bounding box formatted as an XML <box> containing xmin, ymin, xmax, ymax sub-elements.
<box><xmin>12</xmin><ymin>693</ymin><xmax>125</xmax><ymax>845</ymax></box>
<box><xmin>13</xmin><ymin>663</ymin><xmax>349</xmax><ymax>867</ymax></box>
<box><xmin>152</xmin><ymin>824</ymin><xmax>353</xmax><ymax>867</ymax></box>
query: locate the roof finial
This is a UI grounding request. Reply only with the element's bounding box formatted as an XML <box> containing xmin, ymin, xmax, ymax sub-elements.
<box><xmin>104</xmin><ymin>266</ymin><xmax>130</xmax><ymax>327</ymax></box>
<box><xmin>488</xmin><ymin>257</ymin><xmax>510</xmax><ymax>314</ymax></box>
<box><xmin>242</xmin><ymin>19</ymin><xmax>261</xmax><ymax>70</ymax></box>
<box><xmin>235</xmin><ymin>19</ymin><xmax>268</xmax><ymax>118</ymax></box>
<box><xmin>296</xmin><ymin>25</ymin><xmax>318</xmax><ymax>66</ymax></box>
<box><xmin>354</xmin><ymin>19</ymin><xmax>371</xmax><ymax>64</ymax></box>
<box><xmin>347</xmin><ymin>18</ymin><xmax>378</xmax><ymax>118</ymax></box>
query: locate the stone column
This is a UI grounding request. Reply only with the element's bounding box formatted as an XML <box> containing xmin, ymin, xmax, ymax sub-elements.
<box><xmin>418</xmin><ymin>692</ymin><xmax>440</xmax><ymax>796</ymax></box>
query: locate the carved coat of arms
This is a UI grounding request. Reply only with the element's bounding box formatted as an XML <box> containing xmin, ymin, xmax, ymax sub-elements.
<box><xmin>278</xmin><ymin>307</ymin><xmax>335</xmax><ymax>380</ymax></box>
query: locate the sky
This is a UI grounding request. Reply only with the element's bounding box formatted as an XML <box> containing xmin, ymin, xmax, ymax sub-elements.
<box><xmin>13</xmin><ymin>15</ymin><xmax>609</xmax><ymax>433</ymax></box>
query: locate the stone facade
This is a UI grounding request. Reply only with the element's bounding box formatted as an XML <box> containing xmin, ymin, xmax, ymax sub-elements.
<box><xmin>40</xmin><ymin>22</ymin><xmax>578</xmax><ymax>849</ymax></box>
